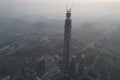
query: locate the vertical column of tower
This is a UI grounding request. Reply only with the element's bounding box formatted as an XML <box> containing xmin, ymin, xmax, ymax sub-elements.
<box><xmin>63</xmin><ymin>10</ymin><xmax>72</xmax><ymax>76</ymax></box>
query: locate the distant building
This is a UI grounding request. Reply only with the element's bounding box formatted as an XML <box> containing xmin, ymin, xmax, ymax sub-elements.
<box><xmin>22</xmin><ymin>57</ymin><xmax>46</xmax><ymax>80</ymax></box>
<box><xmin>0</xmin><ymin>75</ymin><xmax>10</xmax><ymax>80</ymax></box>
<box><xmin>22</xmin><ymin>62</ymin><xmax>38</xmax><ymax>80</ymax></box>
<box><xmin>36</xmin><ymin>56</ymin><xmax>46</xmax><ymax>78</ymax></box>
<box><xmin>0</xmin><ymin>69</ymin><xmax>11</xmax><ymax>80</ymax></box>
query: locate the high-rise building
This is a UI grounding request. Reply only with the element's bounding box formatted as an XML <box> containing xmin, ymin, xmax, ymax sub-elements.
<box><xmin>62</xmin><ymin>9</ymin><xmax>72</xmax><ymax>76</ymax></box>
<box><xmin>36</xmin><ymin>57</ymin><xmax>46</xmax><ymax>77</ymax></box>
<box><xmin>41</xmin><ymin>9</ymin><xmax>108</xmax><ymax>80</ymax></box>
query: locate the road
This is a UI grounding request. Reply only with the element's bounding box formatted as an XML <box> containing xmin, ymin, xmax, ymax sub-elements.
<box><xmin>74</xmin><ymin>26</ymin><xmax>119</xmax><ymax>68</ymax></box>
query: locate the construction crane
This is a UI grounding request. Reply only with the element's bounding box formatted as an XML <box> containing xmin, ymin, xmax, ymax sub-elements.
<box><xmin>66</xmin><ymin>0</ymin><xmax>74</xmax><ymax>12</ymax></box>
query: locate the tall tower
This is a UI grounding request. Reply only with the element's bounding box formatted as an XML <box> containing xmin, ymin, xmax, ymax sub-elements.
<box><xmin>42</xmin><ymin>5</ymin><xmax>103</xmax><ymax>80</ymax></box>
<box><xmin>62</xmin><ymin>9</ymin><xmax>72</xmax><ymax>76</ymax></box>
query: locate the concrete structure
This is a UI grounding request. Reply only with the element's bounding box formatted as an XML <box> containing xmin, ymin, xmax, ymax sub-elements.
<box><xmin>1</xmin><ymin>75</ymin><xmax>10</xmax><ymax>80</ymax></box>
<box><xmin>62</xmin><ymin>9</ymin><xmax>72</xmax><ymax>76</ymax></box>
<box><xmin>0</xmin><ymin>72</ymin><xmax>10</xmax><ymax>80</ymax></box>
<box><xmin>35</xmin><ymin>8</ymin><xmax>108</xmax><ymax>80</ymax></box>
<box><xmin>36</xmin><ymin>57</ymin><xmax>46</xmax><ymax>77</ymax></box>
<box><xmin>22</xmin><ymin>57</ymin><xmax>46</xmax><ymax>80</ymax></box>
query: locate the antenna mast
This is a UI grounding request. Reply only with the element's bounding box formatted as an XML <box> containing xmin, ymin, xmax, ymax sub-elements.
<box><xmin>66</xmin><ymin>0</ymin><xmax>74</xmax><ymax>12</ymax></box>
<box><xmin>67</xmin><ymin>0</ymin><xmax>68</xmax><ymax>11</ymax></box>
<box><xmin>66</xmin><ymin>0</ymin><xmax>71</xmax><ymax>11</ymax></box>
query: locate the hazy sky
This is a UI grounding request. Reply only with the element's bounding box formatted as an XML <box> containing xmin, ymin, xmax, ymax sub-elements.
<box><xmin>0</xmin><ymin>0</ymin><xmax>120</xmax><ymax>20</ymax></box>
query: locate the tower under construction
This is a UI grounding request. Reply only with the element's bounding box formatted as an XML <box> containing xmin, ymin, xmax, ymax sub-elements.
<box><xmin>62</xmin><ymin>9</ymin><xmax>72</xmax><ymax>76</ymax></box>
<box><xmin>41</xmin><ymin>7</ymin><xmax>106</xmax><ymax>80</ymax></box>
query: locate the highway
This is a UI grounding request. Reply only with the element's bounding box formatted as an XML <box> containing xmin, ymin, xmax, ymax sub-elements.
<box><xmin>73</xmin><ymin>26</ymin><xmax>119</xmax><ymax>68</ymax></box>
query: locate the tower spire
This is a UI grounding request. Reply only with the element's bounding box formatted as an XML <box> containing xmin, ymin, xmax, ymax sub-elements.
<box><xmin>67</xmin><ymin>0</ymin><xmax>69</xmax><ymax>11</ymax></box>
<box><xmin>66</xmin><ymin>0</ymin><xmax>72</xmax><ymax>12</ymax></box>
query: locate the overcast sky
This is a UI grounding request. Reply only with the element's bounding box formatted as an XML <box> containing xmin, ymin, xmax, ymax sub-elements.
<box><xmin>0</xmin><ymin>0</ymin><xmax>120</xmax><ymax>20</ymax></box>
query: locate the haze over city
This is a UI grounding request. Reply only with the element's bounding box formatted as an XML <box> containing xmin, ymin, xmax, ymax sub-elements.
<box><xmin>0</xmin><ymin>0</ymin><xmax>120</xmax><ymax>80</ymax></box>
<box><xmin>0</xmin><ymin>0</ymin><xmax>120</xmax><ymax>20</ymax></box>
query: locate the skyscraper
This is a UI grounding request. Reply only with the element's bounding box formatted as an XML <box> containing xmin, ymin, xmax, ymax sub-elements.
<box><xmin>62</xmin><ymin>9</ymin><xmax>72</xmax><ymax>76</ymax></box>
<box><xmin>41</xmin><ymin>8</ymin><xmax>105</xmax><ymax>80</ymax></box>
